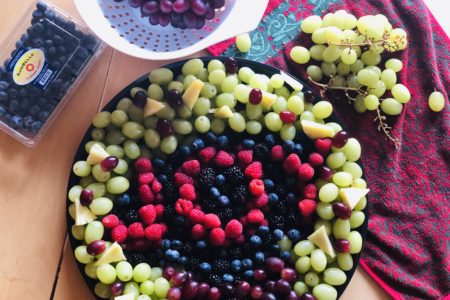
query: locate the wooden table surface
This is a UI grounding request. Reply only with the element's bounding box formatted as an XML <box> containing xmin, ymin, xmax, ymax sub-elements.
<box><xmin>0</xmin><ymin>0</ymin><xmax>389</xmax><ymax>299</ymax></box>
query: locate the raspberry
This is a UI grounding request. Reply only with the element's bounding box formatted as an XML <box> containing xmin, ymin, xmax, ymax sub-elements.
<box><xmin>203</xmin><ymin>214</ymin><xmax>221</xmax><ymax>229</ymax></box>
<box><xmin>254</xmin><ymin>193</ymin><xmax>269</xmax><ymax>208</ymax></box>
<box><xmin>151</xmin><ymin>180</ymin><xmax>162</xmax><ymax>193</ymax></box>
<box><xmin>111</xmin><ymin>225</ymin><xmax>128</xmax><ymax>243</ymax></box>
<box><xmin>283</xmin><ymin>153</ymin><xmax>301</xmax><ymax>174</ymax></box>
<box><xmin>192</xmin><ymin>224</ymin><xmax>206</xmax><ymax>240</ymax></box>
<box><xmin>139</xmin><ymin>204</ymin><xmax>156</xmax><ymax>225</ymax></box>
<box><xmin>247</xmin><ymin>209</ymin><xmax>264</xmax><ymax>224</ymax></box>
<box><xmin>145</xmin><ymin>223</ymin><xmax>164</xmax><ymax>241</ymax></box>
<box><xmin>128</xmin><ymin>222</ymin><xmax>145</xmax><ymax>239</ymax></box>
<box><xmin>155</xmin><ymin>204</ymin><xmax>164</xmax><ymax>219</ymax></box>
<box><xmin>260</xmin><ymin>218</ymin><xmax>269</xmax><ymax>226</ymax></box>
<box><xmin>189</xmin><ymin>209</ymin><xmax>205</xmax><ymax>224</ymax></box>
<box><xmin>215</xmin><ymin>150</ymin><xmax>234</xmax><ymax>167</ymax></box>
<box><xmin>315</xmin><ymin>138</ymin><xmax>332</xmax><ymax>156</ymax></box>
<box><xmin>182</xmin><ymin>160</ymin><xmax>201</xmax><ymax>176</ymax></box>
<box><xmin>174</xmin><ymin>172</ymin><xmax>194</xmax><ymax>186</ymax></box>
<box><xmin>308</xmin><ymin>152</ymin><xmax>324</xmax><ymax>167</ymax></box>
<box><xmin>303</xmin><ymin>183</ymin><xmax>317</xmax><ymax>199</ymax></box>
<box><xmin>175</xmin><ymin>199</ymin><xmax>193</xmax><ymax>216</ymax></box>
<box><xmin>271</xmin><ymin>145</ymin><xmax>285</xmax><ymax>161</ymax></box>
<box><xmin>138</xmin><ymin>184</ymin><xmax>154</xmax><ymax>204</ymax></box>
<box><xmin>179</xmin><ymin>183</ymin><xmax>196</xmax><ymax>201</ymax></box>
<box><xmin>234</xmin><ymin>234</ymin><xmax>245</xmax><ymax>245</ymax></box>
<box><xmin>102</xmin><ymin>214</ymin><xmax>119</xmax><ymax>229</ymax></box>
<box><xmin>209</xmin><ymin>228</ymin><xmax>226</xmax><ymax>246</ymax></box>
<box><xmin>237</xmin><ymin>150</ymin><xmax>253</xmax><ymax>165</ymax></box>
<box><xmin>138</xmin><ymin>172</ymin><xmax>154</xmax><ymax>185</ymax></box>
<box><xmin>298</xmin><ymin>199</ymin><xmax>317</xmax><ymax>217</ymax></box>
<box><xmin>244</xmin><ymin>161</ymin><xmax>263</xmax><ymax>179</ymax></box>
<box><xmin>249</xmin><ymin>179</ymin><xmax>265</xmax><ymax>196</ymax></box>
<box><xmin>155</xmin><ymin>193</ymin><xmax>164</xmax><ymax>203</ymax></box>
<box><xmin>198</xmin><ymin>146</ymin><xmax>217</xmax><ymax>163</ymax></box>
<box><xmin>134</xmin><ymin>158</ymin><xmax>152</xmax><ymax>173</ymax></box>
<box><xmin>224</xmin><ymin>219</ymin><xmax>243</xmax><ymax>239</ymax></box>
<box><xmin>131</xmin><ymin>238</ymin><xmax>150</xmax><ymax>251</ymax></box>
<box><xmin>298</xmin><ymin>163</ymin><xmax>315</xmax><ymax>181</ymax></box>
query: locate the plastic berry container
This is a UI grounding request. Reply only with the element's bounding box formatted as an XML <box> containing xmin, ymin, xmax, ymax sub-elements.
<box><xmin>0</xmin><ymin>0</ymin><xmax>104</xmax><ymax>147</ymax></box>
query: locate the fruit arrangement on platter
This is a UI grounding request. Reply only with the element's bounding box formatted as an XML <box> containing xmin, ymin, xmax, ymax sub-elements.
<box><xmin>67</xmin><ymin>57</ymin><xmax>368</xmax><ymax>300</ymax></box>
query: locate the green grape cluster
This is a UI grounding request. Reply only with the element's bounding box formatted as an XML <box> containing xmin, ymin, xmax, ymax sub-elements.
<box><xmin>291</xmin><ymin>10</ymin><xmax>412</xmax><ymax>147</ymax></box>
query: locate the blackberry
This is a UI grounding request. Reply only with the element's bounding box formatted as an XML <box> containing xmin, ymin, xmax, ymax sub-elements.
<box><xmin>162</xmin><ymin>164</ymin><xmax>175</xmax><ymax>176</ymax></box>
<box><xmin>286</xmin><ymin>212</ymin><xmax>301</xmax><ymax>227</ymax></box>
<box><xmin>109</xmin><ymin>205</ymin><xmax>125</xmax><ymax>220</ymax></box>
<box><xmin>125</xmin><ymin>209</ymin><xmax>140</xmax><ymax>223</ymax></box>
<box><xmin>162</xmin><ymin>181</ymin><xmax>177</xmax><ymax>202</ymax></box>
<box><xmin>274</xmin><ymin>199</ymin><xmax>287</xmax><ymax>214</ymax></box>
<box><xmin>223</xmin><ymin>166</ymin><xmax>244</xmax><ymax>184</ymax></box>
<box><xmin>264</xmin><ymin>163</ymin><xmax>283</xmax><ymax>183</ymax></box>
<box><xmin>181</xmin><ymin>242</ymin><xmax>193</xmax><ymax>254</ymax></box>
<box><xmin>230</xmin><ymin>185</ymin><xmax>247</xmax><ymax>204</ymax></box>
<box><xmin>202</xmin><ymin>198</ymin><xmax>217</xmax><ymax>212</ymax></box>
<box><xmin>228</xmin><ymin>247</ymin><xmax>243</xmax><ymax>260</ymax></box>
<box><xmin>217</xmin><ymin>208</ymin><xmax>233</xmax><ymax>223</ymax></box>
<box><xmin>145</xmin><ymin>252</ymin><xmax>159</xmax><ymax>265</ymax></box>
<box><xmin>269</xmin><ymin>214</ymin><xmax>285</xmax><ymax>229</ymax></box>
<box><xmin>126</xmin><ymin>252</ymin><xmax>147</xmax><ymax>267</ymax></box>
<box><xmin>254</xmin><ymin>143</ymin><xmax>269</xmax><ymax>160</ymax></box>
<box><xmin>213</xmin><ymin>259</ymin><xmax>231</xmax><ymax>273</ymax></box>
<box><xmin>275</xmin><ymin>185</ymin><xmax>287</xmax><ymax>198</ymax></box>
<box><xmin>187</xmin><ymin>257</ymin><xmax>201</xmax><ymax>272</ymax></box>
<box><xmin>199</xmin><ymin>168</ymin><xmax>216</xmax><ymax>190</ymax></box>
<box><xmin>207</xmin><ymin>273</ymin><xmax>223</xmax><ymax>288</ymax></box>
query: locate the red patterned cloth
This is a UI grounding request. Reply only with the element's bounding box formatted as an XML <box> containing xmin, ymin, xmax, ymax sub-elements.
<box><xmin>208</xmin><ymin>1</ymin><xmax>450</xmax><ymax>299</ymax></box>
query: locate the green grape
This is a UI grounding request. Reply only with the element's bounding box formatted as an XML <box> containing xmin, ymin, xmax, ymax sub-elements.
<box><xmin>149</xmin><ymin>68</ymin><xmax>173</xmax><ymax>85</ymax></box>
<box><xmin>326</xmin><ymin>151</ymin><xmax>346</xmax><ymax>169</ymax></box>
<box><xmin>321</xmin><ymin>62</ymin><xmax>337</xmax><ymax>77</ymax></box>
<box><xmin>281</xmin><ymin>124</ymin><xmax>296</xmax><ymax>141</ymax></box>
<box><xmin>75</xmin><ymin>246</ymin><xmax>94</xmax><ymax>264</ymax></box>
<box><xmin>85</xmin><ymin>141</ymin><xmax>105</xmax><ymax>153</ymax></box>
<box><xmin>194</xmin><ymin>116</ymin><xmax>211</xmax><ymax>133</ymax></box>
<box><xmin>318</xmin><ymin>182</ymin><xmax>339</xmax><ymax>202</ymax></box>
<box><xmin>264</xmin><ymin>112</ymin><xmax>283</xmax><ymax>132</ymax></box>
<box><xmin>307</xmin><ymin>65</ymin><xmax>323</xmax><ymax>81</ymax></box>
<box><xmin>200</xmin><ymin>82</ymin><xmax>217</xmax><ymax>98</ymax></box>
<box><xmin>294</xmin><ymin>281</ymin><xmax>309</xmax><ymax>295</ymax></box>
<box><xmin>314</xmin><ymin>219</ymin><xmax>332</xmax><ymax>235</ymax></box>
<box><xmin>385</xmin><ymin>58</ymin><xmax>403</xmax><ymax>72</ymax></box>
<box><xmin>91</xmin><ymin>128</ymin><xmax>105</xmax><ymax>141</ymax></box>
<box><xmin>234</xmin><ymin>84</ymin><xmax>251</xmax><ymax>104</ymax></box>
<box><xmin>124</xmin><ymin>140</ymin><xmax>141</xmax><ymax>159</ymax></box>
<box><xmin>246</xmin><ymin>121</ymin><xmax>262</xmax><ymax>135</ymax></box>
<box><xmin>299</xmin><ymin>111</ymin><xmax>315</xmax><ymax>123</ymax></box>
<box><xmin>269</xmin><ymin>74</ymin><xmax>284</xmax><ymax>89</ymax></box>
<box><xmin>105</xmin><ymin>145</ymin><xmax>124</xmax><ymax>159</ymax></box>
<box><xmin>312</xmin><ymin>101</ymin><xmax>333</xmax><ymax>119</ymax></box>
<box><xmin>339</xmin><ymin>47</ymin><xmax>356</xmax><ymax>65</ymax></box>
<box><xmin>106</xmin><ymin>130</ymin><xmax>126</xmax><ymax>145</ymax></box>
<box><xmin>350</xmin><ymin>211</ymin><xmax>365</xmax><ymax>228</ymax></box>
<box><xmin>116</xmin><ymin>97</ymin><xmax>132</xmax><ymax>112</ymax></box>
<box><xmin>236</xmin><ymin>33</ymin><xmax>251</xmax><ymax>52</ymax></box>
<box><xmin>130</xmin><ymin>87</ymin><xmax>145</xmax><ymax>98</ymax></box>
<box><xmin>305</xmin><ymin>271</ymin><xmax>320</xmax><ymax>287</ymax></box>
<box><xmin>325</xmin><ymin>26</ymin><xmax>344</xmax><ymax>44</ymax></box>
<box><xmin>321</xmin><ymin>12</ymin><xmax>334</xmax><ymax>27</ymax></box>
<box><xmin>113</xmin><ymin>159</ymin><xmax>128</xmax><ymax>175</ymax></box>
<box><xmin>221</xmin><ymin>75</ymin><xmax>239</xmax><ymax>93</ymax></box>
<box><xmin>182</xmin><ymin>58</ymin><xmax>204</xmax><ymax>76</ymax></box>
<box><xmin>294</xmin><ymin>240</ymin><xmax>315</xmax><ymax>257</ymax></box>
<box><xmin>85</xmin><ymin>262</ymin><xmax>98</xmax><ymax>279</ymax></box>
<box><xmin>273</xmin><ymin>87</ymin><xmax>289</xmax><ymax>100</ymax></box>
<box><xmin>278</xmin><ymin>236</ymin><xmax>293</xmax><ymax>251</ymax></box>
<box><xmin>343</xmin><ymin>162</ymin><xmax>362</xmax><ymax>178</ymax></box>
<box><xmin>337</xmin><ymin>62</ymin><xmax>350</xmax><ymax>76</ymax></box>
<box><xmin>106</xmin><ymin>176</ymin><xmax>130</xmax><ymax>194</ymax></box>
<box><xmin>72</xmin><ymin>225</ymin><xmax>85</xmax><ymax>240</ymax></box>
<box><xmin>352</xmin><ymin>178</ymin><xmax>367</xmax><ymax>189</ymax></box>
<box><xmin>357</xmin><ymin>68</ymin><xmax>379</xmax><ymax>86</ymax></box>
<box><xmin>246</xmin><ymin>103</ymin><xmax>263</xmax><ymax>120</ymax></box>
<box><xmin>249</xmin><ymin>74</ymin><xmax>268</xmax><ymax>91</ymax></box>
<box><xmin>211</xmin><ymin>118</ymin><xmax>226</xmax><ymax>134</ymax></box>
<box><xmin>313</xmin><ymin>284</ymin><xmax>337</xmax><ymax>300</ymax></box>
<box><xmin>137</xmin><ymin>295</ymin><xmax>150</xmax><ymax>300</ymax></box>
<box><xmin>380</xmin><ymin>69</ymin><xmax>397</xmax><ymax>90</ymax></box>
<box><xmin>94</xmin><ymin>282</ymin><xmax>111</xmax><ymax>299</ymax></box>
<box><xmin>80</xmin><ymin>175</ymin><xmax>96</xmax><ymax>188</ymax></box>
<box><xmin>87</xmin><ymin>182</ymin><xmax>106</xmax><ymax>198</ymax></box>
<box><xmin>363</xmin><ymin>94</ymin><xmax>379</xmax><ymax>111</ymax></box>
<box><xmin>147</xmin><ymin>84</ymin><xmax>164</xmax><ymax>101</ymax></box>
<box><xmin>322</xmin><ymin>45</ymin><xmax>342</xmax><ymax>63</ymax></box>
<box><xmin>144</xmin><ymin>129</ymin><xmax>161</xmax><ymax>149</ymax></box>
<box><xmin>333</xmin><ymin>219</ymin><xmax>351</xmax><ymax>239</ymax></box>
<box><xmin>160</xmin><ymin>136</ymin><xmax>178</xmax><ymax>154</ymax></box>
<box><xmin>143</xmin><ymin>116</ymin><xmax>157</xmax><ymax>129</ymax></box>
<box><xmin>326</xmin><ymin>122</ymin><xmax>343</xmax><ymax>134</ymax></box>
<box><xmin>354</xmin><ymin>196</ymin><xmax>367</xmax><ymax>211</ymax></box>
<box><xmin>350</xmin><ymin>59</ymin><xmax>364</xmax><ymax>73</ymax></box>
<box><xmin>272</xmin><ymin>97</ymin><xmax>287</xmax><ymax>113</ymax></box>
<box><xmin>301</xmin><ymin>15</ymin><xmax>323</xmax><ymax>33</ymax></box>
<box><xmin>93</xmin><ymin>112</ymin><xmax>111</xmax><ymax>128</ymax></box>
<box><xmin>209</xmin><ymin>69</ymin><xmax>226</xmax><ymax>85</ymax></box>
<box><xmin>97</xmin><ymin>263</ymin><xmax>116</xmax><ymax>284</ymax></box>
<box><xmin>332</xmin><ymin>10</ymin><xmax>349</xmax><ymax>29</ymax></box>
<box><xmin>337</xmin><ymin>253</ymin><xmax>353</xmax><ymax>271</ymax></box>
<box><xmin>149</xmin><ymin>267</ymin><xmax>162</xmax><ymax>281</ymax></box>
<box><xmin>290</xmin><ymin>46</ymin><xmax>311</xmax><ymax>64</ymax></box>
<box><xmin>342</xmin><ymin>138</ymin><xmax>361</xmax><ymax>162</ymax></box>
<box><xmin>85</xmin><ymin>221</ymin><xmax>104</xmax><ymax>244</ymax></box>
<box><xmin>348</xmin><ymin>231</ymin><xmax>363</xmax><ymax>253</ymax></box>
<box><xmin>388</xmin><ymin>28</ymin><xmax>408</xmax><ymax>50</ymax></box>
<box><xmin>216</xmin><ymin>93</ymin><xmax>236</xmax><ymax>108</ymax></box>
<box><xmin>207</xmin><ymin>59</ymin><xmax>225</xmax><ymax>73</ymax></box>
<box><xmin>156</xmin><ymin>105</ymin><xmax>176</xmax><ymax>120</ymax></box>
<box><xmin>192</xmin><ymin>97</ymin><xmax>211</xmax><ymax>116</ymax></box>
<box><xmin>140</xmin><ymin>280</ymin><xmax>155</xmax><ymax>295</ymax></box>
<box><xmin>332</xmin><ymin>172</ymin><xmax>353</xmax><ymax>187</ymax></box>
<box><xmin>127</xmin><ymin>105</ymin><xmax>144</xmax><ymax>123</ymax></box>
<box><xmin>295</xmin><ymin>256</ymin><xmax>311</xmax><ymax>273</ymax></box>
<box><xmin>368</xmin><ymin>80</ymin><xmax>386</xmax><ymax>97</ymax></box>
<box><xmin>391</xmin><ymin>83</ymin><xmax>411</xmax><ymax>103</ymax></box>
<box><xmin>73</xmin><ymin>161</ymin><xmax>91</xmax><ymax>177</ymax></box>
<box><xmin>154</xmin><ymin>277</ymin><xmax>170</xmax><ymax>298</ymax></box>
<box><xmin>310</xmin><ymin>249</ymin><xmax>327</xmax><ymax>272</ymax></box>
<box><xmin>177</xmin><ymin>104</ymin><xmax>192</xmax><ymax>119</ymax></box>
<box><xmin>428</xmin><ymin>91</ymin><xmax>445</xmax><ymax>112</ymax></box>
<box><xmin>342</xmin><ymin>29</ymin><xmax>357</xmax><ymax>41</ymax></box>
<box><xmin>116</xmin><ymin>261</ymin><xmax>133</xmax><ymax>282</ymax></box>
<box><xmin>309</xmin><ymin>45</ymin><xmax>326</xmax><ymax>61</ymax></box>
<box><xmin>91</xmin><ymin>165</ymin><xmax>110</xmax><ymax>183</ymax></box>
<box><xmin>229</xmin><ymin>113</ymin><xmax>246</xmax><ymax>132</ymax></box>
<box><xmin>287</xmin><ymin>95</ymin><xmax>305</xmax><ymax>115</ymax></box>
<box><xmin>173</xmin><ymin>119</ymin><xmax>193</xmax><ymax>135</ymax></box>
<box><xmin>167</xmin><ymin>81</ymin><xmax>184</xmax><ymax>93</ymax></box>
<box><xmin>381</xmin><ymin>98</ymin><xmax>403</xmax><ymax>115</ymax></box>
<box><xmin>124</xmin><ymin>282</ymin><xmax>140</xmax><ymax>299</ymax></box>
<box><xmin>133</xmin><ymin>263</ymin><xmax>152</xmax><ymax>282</ymax></box>
<box><xmin>354</xmin><ymin>95</ymin><xmax>366</xmax><ymax>113</ymax></box>
<box><xmin>197</xmin><ymin>68</ymin><xmax>209</xmax><ymax>82</ymax></box>
<box><xmin>329</xmin><ymin>75</ymin><xmax>346</xmax><ymax>88</ymax></box>
<box><xmin>90</xmin><ymin>197</ymin><xmax>113</xmax><ymax>215</ymax></box>
<box><xmin>316</xmin><ymin>202</ymin><xmax>335</xmax><ymax>220</ymax></box>
<box><xmin>238</xmin><ymin>67</ymin><xmax>255</xmax><ymax>83</ymax></box>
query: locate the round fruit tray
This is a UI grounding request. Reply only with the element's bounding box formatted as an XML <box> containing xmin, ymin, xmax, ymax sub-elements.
<box><xmin>67</xmin><ymin>57</ymin><xmax>368</xmax><ymax>300</ymax></box>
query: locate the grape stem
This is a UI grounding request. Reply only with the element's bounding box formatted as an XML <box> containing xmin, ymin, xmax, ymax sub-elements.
<box><xmin>374</xmin><ymin>107</ymin><xmax>400</xmax><ymax>149</ymax></box>
<box><xmin>307</xmin><ymin>76</ymin><xmax>366</xmax><ymax>95</ymax></box>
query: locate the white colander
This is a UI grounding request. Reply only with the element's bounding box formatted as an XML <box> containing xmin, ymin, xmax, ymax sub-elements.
<box><xmin>74</xmin><ymin>0</ymin><xmax>268</xmax><ymax>60</ymax></box>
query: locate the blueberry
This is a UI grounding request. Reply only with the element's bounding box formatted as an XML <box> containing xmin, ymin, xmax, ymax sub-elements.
<box><xmin>9</xmin><ymin>100</ymin><xmax>20</xmax><ymax>113</ymax></box>
<box><xmin>218</xmin><ymin>195</ymin><xmax>230</xmax><ymax>207</ymax></box>
<box><xmin>273</xmin><ymin>229</ymin><xmax>284</xmax><ymax>241</ymax></box>
<box><xmin>116</xmin><ymin>193</ymin><xmax>131</xmax><ymax>206</ymax></box>
<box><xmin>47</xmin><ymin>46</ymin><xmax>57</xmax><ymax>56</ymax></box>
<box><xmin>0</xmin><ymin>81</ymin><xmax>9</xmax><ymax>91</ymax></box>
<box><xmin>162</xmin><ymin>239</ymin><xmax>171</xmax><ymax>250</ymax></box>
<box><xmin>174</xmin><ymin>215</ymin><xmax>184</xmax><ymax>225</ymax></box>
<box><xmin>286</xmin><ymin>177</ymin><xmax>296</xmax><ymax>187</ymax></box>
<box><xmin>170</xmin><ymin>240</ymin><xmax>182</xmax><ymax>250</ymax></box>
<box><xmin>31</xmin><ymin>121</ymin><xmax>43</xmax><ymax>133</ymax></box>
<box><xmin>63</xmin><ymin>21</ymin><xmax>76</xmax><ymax>32</ymax></box>
<box><xmin>44</xmin><ymin>10</ymin><xmax>56</xmax><ymax>20</ymax></box>
<box><xmin>51</xmin><ymin>61</ymin><xmax>62</xmax><ymax>69</ymax></box>
<box><xmin>158</xmin><ymin>174</ymin><xmax>168</xmax><ymax>183</ymax></box>
<box><xmin>257</xmin><ymin>226</ymin><xmax>270</xmax><ymax>237</ymax></box>
<box><xmin>280</xmin><ymin>251</ymin><xmax>291</xmax><ymax>261</ymax></box>
<box><xmin>243</xmin><ymin>139</ymin><xmax>255</xmax><ymax>149</ymax></box>
<box><xmin>217</xmin><ymin>135</ymin><xmax>228</xmax><ymax>148</ymax></box>
<box><xmin>196</xmin><ymin>240</ymin><xmax>207</xmax><ymax>250</ymax></box>
<box><xmin>192</xmin><ymin>138</ymin><xmax>205</xmax><ymax>151</ymax></box>
<box><xmin>8</xmin><ymin>115</ymin><xmax>22</xmax><ymax>129</ymax></box>
<box><xmin>264</xmin><ymin>179</ymin><xmax>274</xmax><ymax>191</ymax></box>
<box><xmin>8</xmin><ymin>88</ymin><xmax>18</xmax><ymax>99</ymax></box>
<box><xmin>177</xmin><ymin>256</ymin><xmax>188</xmax><ymax>265</ymax></box>
<box><xmin>38</xmin><ymin>111</ymin><xmax>49</xmax><ymax>122</ymax></box>
<box><xmin>179</xmin><ymin>145</ymin><xmax>191</xmax><ymax>157</ymax></box>
<box><xmin>53</xmin><ymin>35</ymin><xmax>64</xmax><ymax>46</ymax></box>
<box><xmin>242</xmin><ymin>259</ymin><xmax>253</xmax><ymax>269</ymax></box>
<box><xmin>22</xmin><ymin>115</ymin><xmax>34</xmax><ymax>129</ymax></box>
<box><xmin>0</xmin><ymin>91</ymin><xmax>8</xmax><ymax>102</ymax></box>
<box><xmin>215</xmin><ymin>174</ymin><xmax>225</xmax><ymax>186</ymax></box>
<box><xmin>268</xmin><ymin>193</ymin><xmax>279</xmax><ymax>204</ymax></box>
<box><xmin>58</xmin><ymin>46</ymin><xmax>67</xmax><ymax>55</ymax></box>
<box><xmin>29</xmin><ymin>105</ymin><xmax>40</xmax><ymax>118</ymax></box>
<box><xmin>20</xmin><ymin>33</ymin><xmax>29</xmax><ymax>42</ymax></box>
<box><xmin>286</xmin><ymin>192</ymin><xmax>296</xmax><ymax>204</ymax></box>
<box><xmin>205</xmin><ymin>132</ymin><xmax>217</xmax><ymax>144</ymax></box>
<box><xmin>222</xmin><ymin>274</ymin><xmax>234</xmax><ymax>283</ymax></box>
<box><xmin>165</xmin><ymin>249</ymin><xmax>180</xmax><ymax>261</ymax></box>
<box><xmin>58</xmin><ymin>55</ymin><xmax>67</xmax><ymax>63</ymax></box>
<box><xmin>218</xmin><ymin>249</ymin><xmax>228</xmax><ymax>258</ymax></box>
<box><xmin>264</xmin><ymin>134</ymin><xmax>276</xmax><ymax>146</ymax></box>
<box><xmin>255</xmin><ymin>252</ymin><xmax>265</xmax><ymax>264</ymax></box>
<box><xmin>231</xmin><ymin>260</ymin><xmax>241</xmax><ymax>272</ymax></box>
<box><xmin>32</xmin><ymin>10</ymin><xmax>44</xmax><ymax>20</ymax></box>
<box><xmin>270</xmin><ymin>244</ymin><xmax>281</xmax><ymax>255</ymax></box>
<box><xmin>294</xmin><ymin>143</ymin><xmax>303</xmax><ymax>155</ymax></box>
<box><xmin>249</xmin><ymin>235</ymin><xmax>262</xmax><ymax>247</ymax></box>
<box><xmin>153</xmin><ymin>158</ymin><xmax>165</xmax><ymax>169</ymax></box>
<box><xmin>32</xmin><ymin>38</ymin><xmax>44</xmax><ymax>48</ymax></box>
<box><xmin>0</xmin><ymin>106</ymin><xmax>6</xmax><ymax>116</ymax></box>
<box><xmin>199</xmin><ymin>262</ymin><xmax>211</xmax><ymax>273</ymax></box>
<box><xmin>243</xmin><ymin>270</ymin><xmax>254</xmax><ymax>280</ymax></box>
<box><xmin>209</xmin><ymin>187</ymin><xmax>220</xmax><ymax>199</ymax></box>
<box><xmin>283</xmin><ymin>140</ymin><xmax>295</xmax><ymax>153</ymax></box>
<box><xmin>15</xmin><ymin>40</ymin><xmax>23</xmax><ymax>49</ymax></box>
<box><xmin>43</xmin><ymin>39</ymin><xmax>53</xmax><ymax>48</ymax></box>
<box><xmin>36</xmin><ymin>2</ymin><xmax>47</xmax><ymax>12</ymax></box>
<box><xmin>287</xmin><ymin>229</ymin><xmax>301</xmax><ymax>242</ymax></box>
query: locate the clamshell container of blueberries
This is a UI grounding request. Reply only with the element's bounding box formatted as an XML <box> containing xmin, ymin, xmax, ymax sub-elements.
<box><xmin>0</xmin><ymin>0</ymin><xmax>104</xmax><ymax>147</ymax></box>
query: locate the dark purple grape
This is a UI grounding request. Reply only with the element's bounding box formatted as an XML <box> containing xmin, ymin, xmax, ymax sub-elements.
<box><xmin>156</xmin><ymin>118</ymin><xmax>174</xmax><ymax>137</ymax></box>
<box><xmin>286</xmin><ymin>291</ymin><xmax>301</xmax><ymax>300</ymax></box>
<box><xmin>110</xmin><ymin>282</ymin><xmax>124</xmax><ymax>296</ymax></box>
<box><xmin>149</xmin><ymin>12</ymin><xmax>160</xmax><ymax>25</ymax></box>
<box><xmin>332</xmin><ymin>202</ymin><xmax>352</xmax><ymax>219</ymax></box>
<box><xmin>183</xmin><ymin>11</ymin><xmax>197</xmax><ymax>29</ymax></box>
<box><xmin>172</xmin><ymin>0</ymin><xmax>190</xmax><ymax>13</ymax></box>
<box><xmin>129</xmin><ymin>0</ymin><xmax>143</xmax><ymax>8</ymax></box>
<box><xmin>86</xmin><ymin>240</ymin><xmax>106</xmax><ymax>255</ymax></box>
<box><xmin>190</xmin><ymin>0</ymin><xmax>207</xmax><ymax>16</ymax></box>
<box><xmin>274</xmin><ymin>279</ymin><xmax>291</xmax><ymax>295</ymax></box>
<box><xmin>160</xmin><ymin>0</ymin><xmax>173</xmax><ymax>14</ymax></box>
<box><xmin>182</xmin><ymin>280</ymin><xmax>199</xmax><ymax>299</ymax></box>
<box><xmin>80</xmin><ymin>188</ymin><xmax>94</xmax><ymax>206</ymax></box>
<box><xmin>205</xmin><ymin>5</ymin><xmax>215</xmax><ymax>20</ymax></box>
<box><xmin>167</xmin><ymin>89</ymin><xmax>183</xmax><ymax>108</ymax></box>
<box><xmin>159</xmin><ymin>13</ymin><xmax>171</xmax><ymax>27</ymax></box>
<box><xmin>133</xmin><ymin>90</ymin><xmax>147</xmax><ymax>107</ymax></box>
<box><xmin>235</xmin><ymin>281</ymin><xmax>250</xmax><ymax>298</ymax></box>
<box><xmin>332</xmin><ymin>130</ymin><xmax>349</xmax><ymax>148</ymax></box>
<box><xmin>299</xmin><ymin>293</ymin><xmax>317</xmax><ymax>300</ymax></box>
<box><xmin>194</xmin><ymin>16</ymin><xmax>205</xmax><ymax>29</ymax></box>
<box><xmin>304</xmin><ymin>90</ymin><xmax>316</xmax><ymax>103</ymax></box>
<box><xmin>210</xmin><ymin>0</ymin><xmax>225</xmax><ymax>9</ymax></box>
<box><xmin>224</xmin><ymin>57</ymin><xmax>238</xmax><ymax>74</ymax></box>
<box><xmin>141</xmin><ymin>1</ymin><xmax>159</xmax><ymax>16</ymax></box>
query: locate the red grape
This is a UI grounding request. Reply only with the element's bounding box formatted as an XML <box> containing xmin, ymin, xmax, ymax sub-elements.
<box><xmin>332</xmin><ymin>202</ymin><xmax>352</xmax><ymax>219</ymax></box>
<box><xmin>100</xmin><ymin>156</ymin><xmax>119</xmax><ymax>172</ymax></box>
<box><xmin>334</xmin><ymin>239</ymin><xmax>351</xmax><ymax>253</ymax></box>
<box><xmin>80</xmin><ymin>188</ymin><xmax>94</xmax><ymax>206</ymax></box>
<box><xmin>249</xmin><ymin>88</ymin><xmax>262</xmax><ymax>105</ymax></box>
<box><xmin>280</xmin><ymin>111</ymin><xmax>296</xmax><ymax>123</ymax></box>
<box><xmin>86</xmin><ymin>240</ymin><xmax>106</xmax><ymax>256</ymax></box>
<box><xmin>332</xmin><ymin>130</ymin><xmax>349</xmax><ymax>148</ymax></box>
